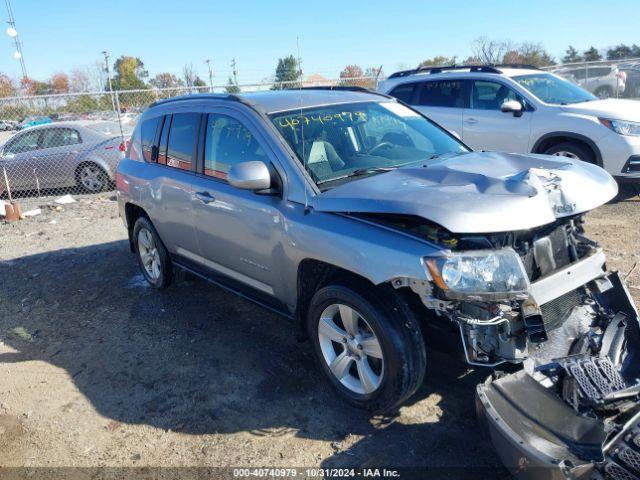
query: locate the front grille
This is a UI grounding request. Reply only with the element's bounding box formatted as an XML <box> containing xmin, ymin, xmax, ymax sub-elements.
<box><xmin>603</xmin><ymin>426</ymin><xmax>640</xmax><ymax>480</ymax></box>
<box><xmin>540</xmin><ymin>289</ymin><xmax>582</xmax><ymax>330</ymax></box>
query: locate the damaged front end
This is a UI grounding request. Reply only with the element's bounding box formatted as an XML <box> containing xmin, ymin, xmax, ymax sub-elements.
<box><xmin>384</xmin><ymin>213</ymin><xmax>640</xmax><ymax>479</ymax></box>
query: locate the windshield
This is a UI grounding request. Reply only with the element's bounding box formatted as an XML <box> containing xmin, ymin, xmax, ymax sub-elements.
<box><xmin>513</xmin><ymin>73</ymin><xmax>597</xmax><ymax>105</ymax></box>
<box><xmin>270</xmin><ymin>101</ymin><xmax>468</xmax><ymax>187</ymax></box>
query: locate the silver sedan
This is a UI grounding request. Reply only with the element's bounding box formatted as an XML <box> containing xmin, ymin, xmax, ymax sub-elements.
<box><xmin>0</xmin><ymin>120</ymin><xmax>133</xmax><ymax>196</ymax></box>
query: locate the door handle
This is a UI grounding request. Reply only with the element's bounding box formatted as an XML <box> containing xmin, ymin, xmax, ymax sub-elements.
<box><xmin>465</xmin><ymin>118</ymin><xmax>478</xmax><ymax>125</ymax></box>
<box><xmin>195</xmin><ymin>191</ymin><xmax>215</xmax><ymax>204</ymax></box>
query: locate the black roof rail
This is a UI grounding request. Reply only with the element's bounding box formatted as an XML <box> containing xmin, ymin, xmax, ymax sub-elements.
<box><xmin>388</xmin><ymin>64</ymin><xmax>503</xmax><ymax>78</ymax></box>
<box><xmin>150</xmin><ymin>93</ymin><xmax>240</xmax><ymax>108</ymax></box>
<box><xmin>494</xmin><ymin>64</ymin><xmax>541</xmax><ymax>70</ymax></box>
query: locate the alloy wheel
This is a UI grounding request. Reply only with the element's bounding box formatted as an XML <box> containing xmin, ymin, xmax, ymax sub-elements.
<box><xmin>79</xmin><ymin>164</ymin><xmax>105</xmax><ymax>192</ymax></box>
<box><xmin>138</xmin><ymin>228</ymin><xmax>161</xmax><ymax>281</ymax></box>
<box><xmin>317</xmin><ymin>303</ymin><xmax>384</xmax><ymax>395</ymax></box>
<box><xmin>552</xmin><ymin>151</ymin><xmax>580</xmax><ymax>160</ymax></box>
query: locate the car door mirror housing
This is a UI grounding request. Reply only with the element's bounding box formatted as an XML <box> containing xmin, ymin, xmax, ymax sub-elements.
<box><xmin>501</xmin><ymin>100</ymin><xmax>524</xmax><ymax>117</ymax></box>
<box><xmin>228</xmin><ymin>161</ymin><xmax>272</xmax><ymax>191</ymax></box>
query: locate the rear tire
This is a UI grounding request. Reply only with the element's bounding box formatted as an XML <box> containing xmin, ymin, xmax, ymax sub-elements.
<box><xmin>595</xmin><ymin>86</ymin><xmax>613</xmax><ymax>99</ymax></box>
<box><xmin>307</xmin><ymin>284</ymin><xmax>426</xmax><ymax>413</ymax></box>
<box><xmin>76</xmin><ymin>162</ymin><xmax>109</xmax><ymax>193</ymax></box>
<box><xmin>132</xmin><ymin>217</ymin><xmax>173</xmax><ymax>289</ymax></box>
<box><xmin>544</xmin><ymin>142</ymin><xmax>596</xmax><ymax>165</ymax></box>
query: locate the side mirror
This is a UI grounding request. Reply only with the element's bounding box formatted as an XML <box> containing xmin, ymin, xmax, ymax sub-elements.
<box><xmin>501</xmin><ymin>100</ymin><xmax>524</xmax><ymax>117</ymax></box>
<box><xmin>228</xmin><ymin>161</ymin><xmax>272</xmax><ymax>191</ymax></box>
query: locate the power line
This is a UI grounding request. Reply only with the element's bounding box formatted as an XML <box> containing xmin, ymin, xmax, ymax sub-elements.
<box><xmin>4</xmin><ymin>0</ymin><xmax>26</xmax><ymax>78</ymax></box>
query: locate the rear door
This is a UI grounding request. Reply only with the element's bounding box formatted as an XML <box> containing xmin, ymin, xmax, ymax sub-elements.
<box><xmin>144</xmin><ymin>112</ymin><xmax>202</xmax><ymax>259</ymax></box>
<box><xmin>411</xmin><ymin>79</ymin><xmax>467</xmax><ymax>138</ymax></box>
<box><xmin>190</xmin><ymin>109</ymin><xmax>283</xmax><ymax>299</ymax></box>
<box><xmin>462</xmin><ymin>79</ymin><xmax>532</xmax><ymax>153</ymax></box>
<box><xmin>36</xmin><ymin>127</ymin><xmax>83</xmax><ymax>187</ymax></box>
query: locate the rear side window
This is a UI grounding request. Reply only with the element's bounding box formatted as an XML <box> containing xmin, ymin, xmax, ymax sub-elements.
<box><xmin>140</xmin><ymin>116</ymin><xmax>162</xmax><ymax>162</ymax></box>
<box><xmin>41</xmin><ymin>128</ymin><xmax>81</xmax><ymax>148</ymax></box>
<box><xmin>389</xmin><ymin>83</ymin><xmax>417</xmax><ymax>103</ymax></box>
<box><xmin>165</xmin><ymin>113</ymin><xmax>200</xmax><ymax>171</ymax></box>
<box><xmin>417</xmin><ymin>80</ymin><xmax>465</xmax><ymax>108</ymax></box>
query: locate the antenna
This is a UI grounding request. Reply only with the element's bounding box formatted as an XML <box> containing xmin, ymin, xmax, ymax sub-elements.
<box><xmin>296</xmin><ymin>36</ymin><xmax>309</xmax><ymax>213</ymax></box>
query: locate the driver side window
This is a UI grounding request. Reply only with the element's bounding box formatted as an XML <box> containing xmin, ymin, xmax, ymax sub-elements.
<box><xmin>203</xmin><ymin>114</ymin><xmax>267</xmax><ymax>180</ymax></box>
<box><xmin>470</xmin><ymin>80</ymin><xmax>523</xmax><ymax>110</ymax></box>
<box><xmin>5</xmin><ymin>130</ymin><xmax>40</xmax><ymax>155</ymax></box>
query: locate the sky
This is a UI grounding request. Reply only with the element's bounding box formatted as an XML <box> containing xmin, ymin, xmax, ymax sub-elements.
<box><xmin>1</xmin><ymin>0</ymin><xmax>639</xmax><ymax>86</ymax></box>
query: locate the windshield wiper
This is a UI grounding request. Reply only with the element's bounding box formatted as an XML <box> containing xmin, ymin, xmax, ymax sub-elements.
<box><xmin>316</xmin><ymin>166</ymin><xmax>397</xmax><ymax>185</ymax></box>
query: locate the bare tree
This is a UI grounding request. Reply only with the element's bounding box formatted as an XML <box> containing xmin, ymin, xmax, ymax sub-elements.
<box><xmin>182</xmin><ymin>63</ymin><xmax>197</xmax><ymax>88</ymax></box>
<box><xmin>471</xmin><ymin>37</ymin><xmax>512</xmax><ymax>64</ymax></box>
<box><xmin>70</xmin><ymin>68</ymin><xmax>90</xmax><ymax>92</ymax></box>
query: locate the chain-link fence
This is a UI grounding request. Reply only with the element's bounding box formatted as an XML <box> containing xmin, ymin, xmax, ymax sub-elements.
<box><xmin>542</xmin><ymin>57</ymin><xmax>640</xmax><ymax>99</ymax></box>
<box><xmin>0</xmin><ymin>76</ymin><xmax>378</xmax><ymax>214</ymax></box>
<box><xmin>1</xmin><ymin>60</ymin><xmax>639</xmax><ymax>216</ymax></box>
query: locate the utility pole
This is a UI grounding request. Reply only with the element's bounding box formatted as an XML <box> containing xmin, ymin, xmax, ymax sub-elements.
<box><xmin>296</xmin><ymin>36</ymin><xmax>303</xmax><ymax>82</ymax></box>
<box><xmin>205</xmin><ymin>59</ymin><xmax>214</xmax><ymax>92</ymax></box>
<box><xmin>102</xmin><ymin>50</ymin><xmax>124</xmax><ymax>138</ymax></box>
<box><xmin>231</xmin><ymin>58</ymin><xmax>238</xmax><ymax>86</ymax></box>
<box><xmin>4</xmin><ymin>0</ymin><xmax>26</xmax><ymax>79</ymax></box>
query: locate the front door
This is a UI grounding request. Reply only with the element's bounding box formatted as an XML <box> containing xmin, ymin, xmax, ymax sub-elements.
<box><xmin>462</xmin><ymin>80</ymin><xmax>532</xmax><ymax>153</ymax></box>
<box><xmin>190</xmin><ymin>110</ymin><xmax>283</xmax><ymax>298</ymax></box>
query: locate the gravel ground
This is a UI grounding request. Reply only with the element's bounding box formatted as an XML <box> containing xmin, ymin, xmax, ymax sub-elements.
<box><xmin>0</xmin><ymin>186</ymin><xmax>638</xmax><ymax>478</ymax></box>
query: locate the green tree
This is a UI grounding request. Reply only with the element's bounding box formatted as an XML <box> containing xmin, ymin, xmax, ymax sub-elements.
<box><xmin>112</xmin><ymin>56</ymin><xmax>148</xmax><ymax>90</ymax></box>
<box><xmin>607</xmin><ymin>44</ymin><xmax>634</xmax><ymax>60</ymax></box>
<box><xmin>193</xmin><ymin>76</ymin><xmax>207</xmax><ymax>88</ymax></box>
<box><xmin>562</xmin><ymin>46</ymin><xmax>582</xmax><ymax>63</ymax></box>
<box><xmin>272</xmin><ymin>55</ymin><xmax>300</xmax><ymax>90</ymax></box>
<box><xmin>503</xmin><ymin>43</ymin><xmax>555</xmax><ymax>67</ymax></box>
<box><xmin>149</xmin><ymin>72</ymin><xmax>184</xmax><ymax>89</ymax></box>
<box><xmin>583</xmin><ymin>47</ymin><xmax>602</xmax><ymax>61</ymax></box>
<box><xmin>225</xmin><ymin>77</ymin><xmax>240</xmax><ymax>94</ymax></box>
<box><xmin>419</xmin><ymin>56</ymin><xmax>456</xmax><ymax>68</ymax></box>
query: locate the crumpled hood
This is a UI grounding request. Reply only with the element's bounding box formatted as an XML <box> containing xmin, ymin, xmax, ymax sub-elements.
<box><xmin>560</xmin><ymin>99</ymin><xmax>640</xmax><ymax>122</ymax></box>
<box><xmin>312</xmin><ymin>151</ymin><xmax>618</xmax><ymax>233</ymax></box>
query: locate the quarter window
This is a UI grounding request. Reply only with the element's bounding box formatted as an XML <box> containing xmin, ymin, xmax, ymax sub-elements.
<box><xmin>470</xmin><ymin>81</ymin><xmax>522</xmax><ymax>110</ymax></box>
<box><xmin>417</xmin><ymin>80</ymin><xmax>465</xmax><ymax>108</ymax></box>
<box><xmin>164</xmin><ymin>113</ymin><xmax>200</xmax><ymax>171</ymax></box>
<box><xmin>203</xmin><ymin>114</ymin><xmax>266</xmax><ymax>180</ymax></box>
<box><xmin>141</xmin><ymin>116</ymin><xmax>162</xmax><ymax>162</ymax></box>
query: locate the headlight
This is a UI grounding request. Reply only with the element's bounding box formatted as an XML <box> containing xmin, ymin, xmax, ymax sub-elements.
<box><xmin>599</xmin><ymin>118</ymin><xmax>640</xmax><ymax>137</ymax></box>
<box><xmin>425</xmin><ymin>248</ymin><xmax>530</xmax><ymax>301</ymax></box>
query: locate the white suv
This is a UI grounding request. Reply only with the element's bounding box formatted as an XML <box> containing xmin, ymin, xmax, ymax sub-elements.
<box><xmin>378</xmin><ymin>65</ymin><xmax>640</xmax><ymax>181</ymax></box>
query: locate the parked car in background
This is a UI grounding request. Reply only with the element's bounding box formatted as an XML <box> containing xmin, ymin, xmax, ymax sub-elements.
<box><xmin>620</xmin><ymin>65</ymin><xmax>640</xmax><ymax>98</ymax></box>
<box><xmin>378</xmin><ymin>65</ymin><xmax>640</xmax><ymax>181</ymax></box>
<box><xmin>117</xmin><ymin>89</ymin><xmax>639</xmax><ymax>479</ymax></box>
<box><xmin>0</xmin><ymin>120</ymin><xmax>131</xmax><ymax>195</ymax></box>
<box><xmin>0</xmin><ymin>119</ymin><xmax>18</xmax><ymax>131</ymax></box>
<box><xmin>554</xmin><ymin>64</ymin><xmax>626</xmax><ymax>98</ymax></box>
<box><xmin>18</xmin><ymin>115</ymin><xmax>53</xmax><ymax>130</ymax></box>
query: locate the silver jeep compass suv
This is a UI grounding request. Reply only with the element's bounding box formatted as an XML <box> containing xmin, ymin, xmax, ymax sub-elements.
<box><xmin>117</xmin><ymin>88</ymin><xmax>639</xmax><ymax>479</ymax></box>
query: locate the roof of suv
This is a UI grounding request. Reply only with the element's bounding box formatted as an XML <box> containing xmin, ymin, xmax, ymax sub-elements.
<box><xmin>151</xmin><ymin>89</ymin><xmax>393</xmax><ymax>115</ymax></box>
<box><xmin>385</xmin><ymin>64</ymin><xmax>543</xmax><ymax>83</ymax></box>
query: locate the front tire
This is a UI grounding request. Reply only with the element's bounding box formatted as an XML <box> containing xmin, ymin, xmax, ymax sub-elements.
<box><xmin>544</xmin><ymin>142</ymin><xmax>596</xmax><ymax>165</ymax></box>
<box><xmin>133</xmin><ymin>217</ymin><xmax>173</xmax><ymax>289</ymax></box>
<box><xmin>595</xmin><ymin>86</ymin><xmax>613</xmax><ymax>99</ymax></box>
<box><xmin>307</xmin><ymin>284</ymin><xmax>426</xmax><ymax>413</ymax></box>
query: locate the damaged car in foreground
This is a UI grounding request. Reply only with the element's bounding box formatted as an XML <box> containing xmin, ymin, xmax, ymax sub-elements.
<box><xmin>117</xmin><ymin>89</ymin><xmax>639</xmax><ymax>479</ymax></box>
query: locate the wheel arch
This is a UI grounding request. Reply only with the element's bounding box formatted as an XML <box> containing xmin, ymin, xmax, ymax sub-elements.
<box><xmin>294</xmin><ymin>258</ymin><xmax>425</xmax><ymax>340</ymax></box>
<box><xmin>124</xmin><ymin>202</ymin><xmax>149</xmax><ymax>252</ymax></box>
<box><xmin>531</xmin><ymin>131</ymin><xmax>603</xmax><ymax>167</ymax></box>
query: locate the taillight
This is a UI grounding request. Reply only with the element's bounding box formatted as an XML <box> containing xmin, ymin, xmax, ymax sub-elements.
<box><xmin>115</xmin><ymin>171</ymin><xmax>129</xmax><ymax>193</ymax></box>
<box><xmin>119</xmin><ymin>140</ymin><xmax>129</xmax><ymax>152</ymax></box>
<box><xmin>617</xmin><ymin>71</ymin><xmax>627</xmax><ymax>81</ymax></box>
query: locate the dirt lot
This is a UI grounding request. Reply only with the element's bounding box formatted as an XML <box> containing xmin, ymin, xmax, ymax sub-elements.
<box><xmin>0</xmin><ymin>187</ymin><xmax>639</xmax><ymax>478</ymax></box>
